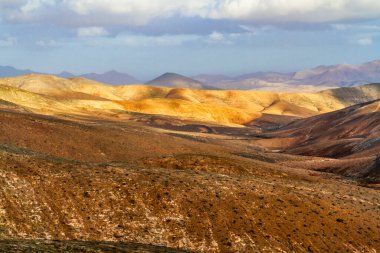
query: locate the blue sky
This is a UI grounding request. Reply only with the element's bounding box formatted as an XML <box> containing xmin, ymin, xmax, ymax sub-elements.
<box><xmin>1</xmin><ymin>0</ymin><xmax>380</xmax><ymax>80</ymax></box>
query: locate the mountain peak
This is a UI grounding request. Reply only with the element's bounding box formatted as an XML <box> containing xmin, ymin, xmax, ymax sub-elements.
<box><xmin>146</xmin><ymin>72</ymin><xmax>218</xmax><ymax>90</ymax></box>
<box><xmin>160</xmin><ymin>72</ymin><xmax>185</xmax><ymax>78</ymax></box>
<box><xmin>0</xmin><ymin>66</ymin><xmax>34</xmax><ymax>78</ymax></box>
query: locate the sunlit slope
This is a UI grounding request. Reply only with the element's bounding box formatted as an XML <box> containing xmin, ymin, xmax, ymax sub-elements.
<box><xmin>115</xmin><ymin>98</ymin><xmax>259</xmax><ymax>125</ymax></box>
<box><xmin>1</xmin><ymin>74</ymin><xmax>379</xmax><ymax>125</ymax></box>
<box><xmin>114</xmin><ymin>86</ymin><xmax>346</xmax><ymax>117</ymax></box>
<box><xmin>0</xmin><ymin>85</ymin><xmax>124</xmax><ymax>116</ymax></box>
<box><xmin>0</xmin><ymin>74</ymin><xmax>121</xmax><ymax>100</ymax></box>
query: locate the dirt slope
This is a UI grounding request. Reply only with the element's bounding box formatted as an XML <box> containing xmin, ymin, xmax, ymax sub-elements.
<box><xmin>0</xmin><ymin>101</ymin><xmax>380</xmax><ymax>252</ymax></box>
<box><xmin>260</xmin><ymin>100</ymin><xmax>380</xmax><ymax>183</ymax></box>
<box><xmin>272</xmin><ymin>100</ymin><xmax>380</xmax><ymax>158</ymax></box>
<box><xmin>1</xmin><ymin>140</ymin><xmax>379</xmax><ymax>253</ymax></box>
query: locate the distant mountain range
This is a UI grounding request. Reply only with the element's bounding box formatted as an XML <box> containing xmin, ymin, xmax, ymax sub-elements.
<box><xmin>58</xmin><ymin>70</ymin><xmax>140</xmax><ymax>85</ymax></box>
<box><xmin>0</xmin><ymin>66</ymin><xmax>35</xmax><ymax>78</ymax></box>
<box><xmin>192</xmin><ymin>60</ymin><xmax>380</xmax><ymax>90</ymax></box>
<box><xmin>0</xmin><ymin>67</ymin><xmax>140</xmax><ymax>85</ymax></box>
<box><xmin>1</xmin><ymin>60</ymin><xmax>380</xmax><ymax>90</ymax></box>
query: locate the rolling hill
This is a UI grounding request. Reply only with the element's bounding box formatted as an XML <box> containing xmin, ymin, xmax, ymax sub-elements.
<box><xmin>1</xmin><ymin>74</ymin><xmax>380</xmax><ymax>126</ymax></box>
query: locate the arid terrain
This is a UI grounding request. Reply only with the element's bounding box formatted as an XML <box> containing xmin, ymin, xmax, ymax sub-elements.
<box><xmin>0</xmin><ymin>75</ymin><xmax>379</xmax><ymax>252</ymax></box>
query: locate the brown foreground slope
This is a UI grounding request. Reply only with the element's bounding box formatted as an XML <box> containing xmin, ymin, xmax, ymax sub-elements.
<box><xmin>0</xmin><ymin>104</ymin><xmax>380</xmax><ymax>252</ymax></box>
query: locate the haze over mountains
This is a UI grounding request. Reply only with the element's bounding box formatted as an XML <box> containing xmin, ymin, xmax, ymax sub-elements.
<box><xmin>194</xmin><ymin>60</ymin><xmax>380</xmax><ymax>91</ymax></box>
<box><xmin>60</xmin><ymin>70</ymin><xmax>140</xmax><ymax>85</ymax></box>
<box><xmin>0</xmin><ymin>66</ymin><xmax>140</xmax><ymax>85</ymax></box>
<box><xmin>0</xmin><ymin>66</ymin><xmax>34</xmax><ymax>78</ymax></box>
<box><xmin>1</xmin><ymin>60</ymin><xmax>380</xmax><ymax>90</ymax></box>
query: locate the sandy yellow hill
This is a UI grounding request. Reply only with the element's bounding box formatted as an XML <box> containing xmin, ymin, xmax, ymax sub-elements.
<box><xmin>0</xmin><ymin>74</ymin><xmax>121</xmax><ymax>100</ymax></box>
<box><xmin>0</xmin><ymin>74</ymin><xmax>379</xmax><ymax>125</ymax></box>
<box><xmin>0</xmin><ymin>85</ymin><xmax>125</xmax><ymax>116</ymax></box>
<box><xmin>115</xmin><ymin>98</ymin><xmax>259</xmax><ymax>125</ymax></box>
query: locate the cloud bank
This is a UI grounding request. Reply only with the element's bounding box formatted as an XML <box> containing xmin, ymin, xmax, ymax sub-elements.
<box><xmin>2</xmin><ymin>0</ymin><xmax>380</xmax><ymax>27</ymax></box>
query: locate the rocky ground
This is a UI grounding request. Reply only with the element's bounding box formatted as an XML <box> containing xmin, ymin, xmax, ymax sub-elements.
<box><xmin>0</xmin><ymin>104</ymin><xmax>379</xmax><ymax>252</ymax></box>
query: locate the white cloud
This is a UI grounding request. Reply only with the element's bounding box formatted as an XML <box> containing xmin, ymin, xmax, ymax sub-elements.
<box><xmin>209</xmin><ymin>31</ymin><xmax>224</xmax><ymax>41</ymax></box>
<box><xmin>77</xmin><ymin>27</ymin><xmax>109</xmax><ymax>37</ymax></box>
<box><xmin>206</xmin><ymin>31</ymin><xmax>235</xmax><ymax>45</ymax></box>
<box><xmin>0</xmin><ymin>36</ymin><xmax>17</xmax><ymax>47</ymax></box>
<box><xmin>356</xmin><ymin>36</ymin><xmax>373</xmax><ymax>46</ymax></box>
<box><xmin>332</xmin><ymin>24</ymin><xmax>350</xmax><ymax>31</ymax></box>
<box><xmin>332</xmin><ymin>24</ymin><xmax>380</xmax><ymax>31</ymax></box>
<box><xmin>20</xmin><ymin>0</ymin><xmax>52</xmax><ymax>13</ymax></box>
<box><xmin>62</xmin><ymin>0</ymin><xmax>380</xmax><ymax>24</ymax></box>
<box><xmin>86</xmin><ymin>34</ymin><xmax>201</xmax><ymax>47</ymax></box>
<box><xmin>63</xmin><ymin>0</ymin><xmax>211</xmax><ymax>26</ymax></box>
<box><xmin>63</xmin><ymin>0</ymin><xmax>380</xmax><ymax>24</ymax></box>
<box><xmin>208</xmin><ymin>0</ymin><xmax>380</xmax><ymax>23</ymax></box>
<box><xmin>6</xmin><ymin>0</ymin><xmax>55</xmax><ymax>21</ymax></box>
<box><xmin>36</xmin><ymin>39</ymin><xmax>60</xmax><ymax>47</ymax></box>
<box><xmin>2</xmin><ymin>0</ymin><xmax>380</xmax><ymax>27</ymax></box>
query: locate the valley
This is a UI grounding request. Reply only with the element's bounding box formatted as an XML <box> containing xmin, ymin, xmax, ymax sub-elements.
<box><xmin>0</xmin><ymin>75</ymin><xmax>379</xmax><ymax>252</ymax></box>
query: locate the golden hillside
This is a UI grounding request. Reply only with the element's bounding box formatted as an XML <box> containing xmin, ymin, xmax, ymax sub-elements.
<box><xmin>1</xmin><ymin>74</ymin><xmax>379</xmax><ymax>125</ymax></box>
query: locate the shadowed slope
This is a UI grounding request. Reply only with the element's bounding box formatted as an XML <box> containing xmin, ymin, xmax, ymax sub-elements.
<box><xmin>261</xmin><ymin>100</ymin><xmax>380</xmax><ymax>183</ymax></box>
<box><xmin>275</xmin><ymin>99</ymin><xmax>380</xmax><ymax>158</ymax></box>
<box><xmin>319</xmin><ymin>83</ymin><xmax>380</xmax><ymax>106</ymax></box>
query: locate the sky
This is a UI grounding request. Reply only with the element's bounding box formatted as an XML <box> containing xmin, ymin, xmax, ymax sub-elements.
<box><xmin>1</xmin><ymin>0</ymin><xmax>380</xmax><ymax>80</ymax></box>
